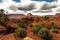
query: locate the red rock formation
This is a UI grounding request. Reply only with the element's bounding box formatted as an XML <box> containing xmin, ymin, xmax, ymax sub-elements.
<box><xmin>0</xmin><ymin>25</ymin><xmax>7</xmax><ymax>32</ymax></box>
<box><xmin>27</xmin><ymin>13</ymin><xmax>33</xmax><ymax>17</ymax></box>
<box><xmin>0</xmin><ymin>33</ymin><xmax>16</xmax><ymax>40</ymax></box>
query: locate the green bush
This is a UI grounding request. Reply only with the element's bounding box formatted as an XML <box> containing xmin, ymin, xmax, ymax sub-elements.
<box><xmin>51</xmin><ymin>22</ymin><xmax>57</xmax><ymax>29</ymax></box>
<box><xmin>29</xmin><ymin>24</ymin><xmax>33</xmax><ymax>27</ymax></box>
<box><xmin>38</xmin><ymin>28</ymin><xmax>52</xmax><ymax>40</ymax></box>
<box><xmin>19</xmin><ymin>20</ymin><xmax>27</xmax><ymax>28</ymax></box>
<box><xmin>43</xmin><ymin>16</ymin><xmax>50</xmax><ymax>20</ymax></box>
<box><xmin>51</xmin><ymin>29</ymin><xmax>59</xmax><ymax>33</ymax></box>
<box><xmin>0</xmin><ymin>9</ymin><xmax>9</xmax><ymax>26</ymax></box>
<box><xmin>15</xmin><ymin>28</ymin><xmax>27</xmax><ymax>38</ymax></box>
<box><xmin>35</xmin><ymin>17</ymin><xmax>40</xmax><ymax>22</ymax></box>
<box><xmin>33</xmin><ymin>24</ymin><xmax>45</xmax><ymax>34</ymax></box>
<box><xmin>33</xmin><ymin>25</ymin><xmax>40</xmax><ymax>34</ymax></box>
<box><xmin>50</xmin><ymin>22</ymin><xmax>59</xmax><ymax>33</ymax></box>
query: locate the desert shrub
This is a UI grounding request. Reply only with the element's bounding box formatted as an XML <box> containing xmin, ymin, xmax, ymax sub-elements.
<box><xmin>38</xmin><ymin>28</ymin><xmax>52</xmax><ymax>40</ymax></box>
<box><xmin>0</xmin><ymin>9</ymin><xmax>9</xmax><ymax>26</ymax></box>
<box><xmin>29</xmin><ymin>24</ymin><xmax>33</xmax><ymax>27</ymax></box>
<box><xmin>13</xmin><ymin>19</ymin><xmax>19</xmax><ymax>23</ymax></box>
<box><xmin>51</xmin><ymin>29</ymin><xmax>59</xmax><ymax>33</ymax></box>
<box><xmin>24</xmin><ymin>27</ymin><xmax>28</xmax><ymax>30</ymax></box>
<box><xmin>15</xmin><ymin>28</ymin><xmax>27</xmax><ymax>38</ymax></box>
<box><xmin>5</xmin><ymin>27</ymin><xmax>16</xmax><ymax>34</ymax></box>
<box><xmin>50</xmin><ymin>22</ymin><xmax>59</xmax><ymax>33</ymax></box>
<box><xmin>43</xmin><ymin>16</ymin><xmax>50</xmax><ymax>20</ymax></box>
<box><xmin>0</xmin><ymin>22</ymin><xmax>4</xmax><ymax>25</ymax></box>
<box><xmin>22</xmin><ymin>17</ymin><xmax>29</xmax><ymax>21</ymax></box>
<box><xmin>51</xmin><ymin>22</ymin><xmax>57</xmax><ymax>29</ymax></box>
<box><xmin>27</xmin><ymin>17</ymin><xmax>34</xmax><ymax>21</ymax></box>
<box><xmin>33</xmin><ymin>25</ymin><xmax>40</xmax><ymax>34</ymax></box>
<box><xmin>35</xmin><ymin>17</ymin><xmax>40</xmax><ymax>22</ymax></box>
<box><xmin>33</xmin><ymin>24</ymin><xmax>45</xmax><ymax>34</ymax></box>
<box><xmin>19</xmin><ymin>20</ymin><xmax>27</xmax><ymax>28</ymax></box>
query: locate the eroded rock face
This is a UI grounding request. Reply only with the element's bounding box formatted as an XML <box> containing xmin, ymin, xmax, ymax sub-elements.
<box><xmin>0</xmin><ymin>25</ymin><xmax>7</xmax><ymax>34</ymax></box>
<box><xmin>0</xmin><ymin>23</ymin><xmax>17</xmax><ymax>34</ymax></box>
<box><xmin>0</xmin><ymin>25</ymin><xmax>7</xmax><ymax>32</ymax></box>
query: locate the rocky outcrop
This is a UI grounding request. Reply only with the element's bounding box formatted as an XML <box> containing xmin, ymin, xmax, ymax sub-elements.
<box><xmin>27</xmin><ymin>13</ymin><xmax>33</xmax><ymax>17</ymax></box>
<box><xmin>0</xmin><ymin>25</ymin><xmax>7</xmax><ymax>32</ymax></box>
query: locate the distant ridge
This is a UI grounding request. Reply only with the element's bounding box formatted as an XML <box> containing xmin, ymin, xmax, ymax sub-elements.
<box><xmin>8</xmin><ymin>14</ymin><xmax>25</xmax><ymax>17</ymax></box>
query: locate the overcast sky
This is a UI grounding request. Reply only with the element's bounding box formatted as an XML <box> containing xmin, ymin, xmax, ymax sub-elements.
<box><xmin>0</xmin><ymin>0</ymin><xmax>60</xmax><ymax>16</ymax></box>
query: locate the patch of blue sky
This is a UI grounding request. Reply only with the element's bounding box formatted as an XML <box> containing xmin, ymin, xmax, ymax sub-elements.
<box><xmin>0</xmin><ymin>0</ymin><xmax>2</xmax><ymax>2</ymax></box>
<box><xmin>13</xmin><ymin>0</ymin><xmax>20</xmax><ymax>2</ymax></box>
<box><xmin>32</xmin><ymin>0</ymin><xmax>56</xmax><ymax>2</ymax></box>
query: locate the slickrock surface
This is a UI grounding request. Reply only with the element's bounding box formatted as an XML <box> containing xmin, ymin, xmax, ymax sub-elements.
<box><xmin>0</xmin><ymin>33</ymin><xmax>16</xmax><ymax>40</ymax></box>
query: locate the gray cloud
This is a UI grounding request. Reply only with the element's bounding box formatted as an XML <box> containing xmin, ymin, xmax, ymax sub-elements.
<box><xmin>18</xmin><ymin>3</ymin><xmax>35</xmax><ymax>11</ymax></box>
<box><xmin>0</xmin><ymin>0</ymin><xmax>59</xmax><ymax>15</ymax></box>
<box><xmin>39</xmin><ymin>3</ymin><xmax>56</xmax><ymax>10</ymax></box>
<box><xmin>9</xmin><ymin>4</ymin><xmax>18</xmax><ymax>11</ymax></box>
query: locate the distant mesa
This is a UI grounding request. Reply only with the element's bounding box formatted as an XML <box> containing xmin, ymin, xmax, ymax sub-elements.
<box><xmin>8</xmin><ymin>14</ymin><xmax>25</xmax><ymax>19</ymax></box>
<box><xmin>56</xmin><ymin>13</ymin><xmax>60</xmax><ymax>15</ymax></box>
<box><xmin>8</xmin><ymin>14</ymin><xmax>25</xmax><ymax>17</ymax></box>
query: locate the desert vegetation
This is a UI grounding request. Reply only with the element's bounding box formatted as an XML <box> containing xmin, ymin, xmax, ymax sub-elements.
<box><xmin>0</xmin><ymin>9</ymin><xmax>60</xmax><ymax>40</ymax></box>
<box><xmin>50</xmin><ymin>22</ymin><xmax>59</xmax><ymax>33</ymax></box>
<box><xmin>43</xmin><ymin>16</ymin><xmax>50</xmax><ymax>20</ymax></box>
<box><xmin>14</xmin><ymin>28</ymin><xmax>27</xmax><ymax>38</ymax></box>
<box><xmin>0</xmin><ymin>9</ymin><xmax>9</xmax><ymax>26</ymax></box>
<box><xmin>33</xmin><ymin>24</ymin><xmax>53</xmax><ymax>40</ymax></box>
<box><xmin>38</xmin><ymin>28</ymin><xmax>52</xmax><ymax>40</ymax></box>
